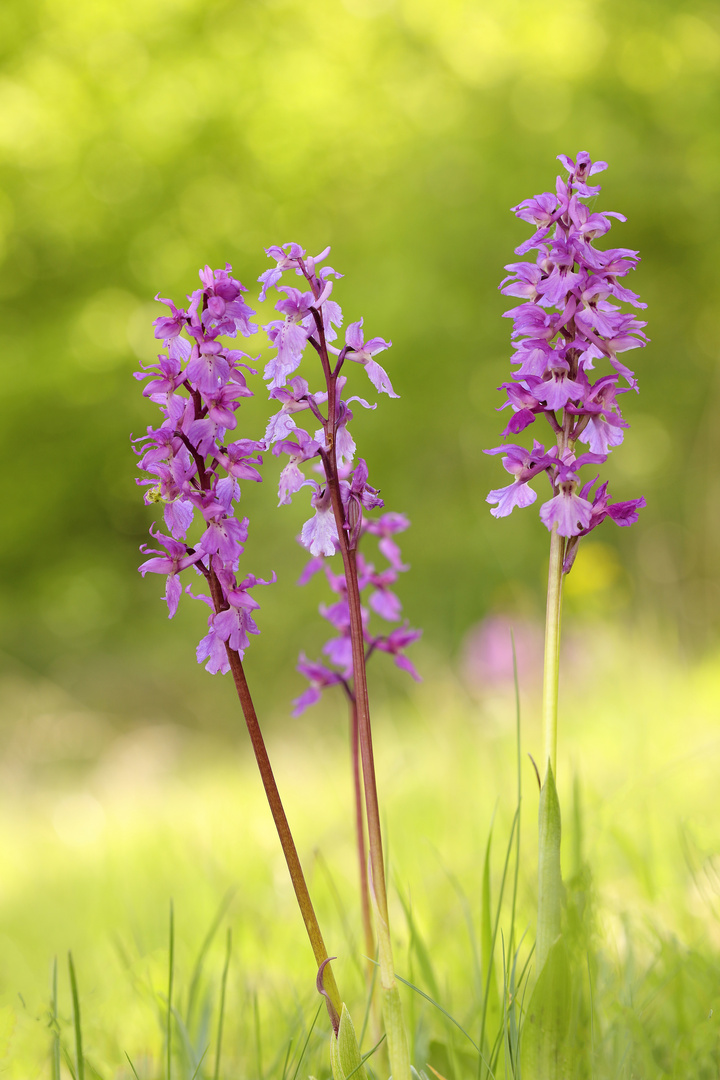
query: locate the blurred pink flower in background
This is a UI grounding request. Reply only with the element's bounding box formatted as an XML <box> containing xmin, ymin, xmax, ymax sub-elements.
<box><xmin>461</xmin><ymin>614</ymin><xmax>544</xmax><ymax>694</ymax></box>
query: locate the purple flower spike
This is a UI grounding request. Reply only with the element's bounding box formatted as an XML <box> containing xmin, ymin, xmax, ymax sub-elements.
<box><xmin>486</xmin><ymin>153</ymin><xmax>648</xmax><ymax>562</ymax></box>
<box><xmin>257</xmin><ymin>242</ymin><xmax>419</xmax><ymax>710</ymax></box>
<box><xmin>136</xmin><ymin>266</ymin><xmax>274</xmax><ymax>667</ymax></box>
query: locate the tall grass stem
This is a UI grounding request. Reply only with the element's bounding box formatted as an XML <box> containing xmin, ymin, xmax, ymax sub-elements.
<box><xmin>51</xmin><ymin>958</ymin><xmax>60</xmax><ymax>1080</ymax></box>
<box><xmin>212</xmin><ymin>928</ymin><xmax>232</xmax><ymax>1080</ymax></box>
<box><xmin>167</xmin><ymin>900</ymin><xmax>174</xmax><ymax>1080</ymax></box>
<box><xmin>67</xmin><ymin>952</ymin><xmax>84</xmax><ymax>1080</ymax></box>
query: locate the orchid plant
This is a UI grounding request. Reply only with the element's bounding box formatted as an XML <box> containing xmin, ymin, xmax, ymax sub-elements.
<box><xmin>258</xmin><ymin>242</ymin><xmax>416</xmax><ymax>1080</ymax></box>
<box><xmin>134</xmin><ymin>248</ymin><xmax>418</xmax><ymax>1080</ymax></box>
<box><xmin>486</xmin><ymin>150</ymin><xmax>647</xmax><ymax>1070</ymax></box>
<box><xmin>134</xmin><ymin>264</ymin><xmax>344</xmax><ymax>1033</ymax></box>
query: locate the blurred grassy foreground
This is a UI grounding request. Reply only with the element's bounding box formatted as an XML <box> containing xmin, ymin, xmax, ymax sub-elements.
<box><xmin>3</xmin><ymin>619</ymin><xmax>720</xmax><ymax>1076</ymax></box>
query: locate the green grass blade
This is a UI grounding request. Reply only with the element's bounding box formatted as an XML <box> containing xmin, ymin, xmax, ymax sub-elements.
<box><xmin>291</xmin><ymin>1002</ymin><xmax>322</xmax><ymax>1080</ymax></box>
<box><xmin>281</xmin><ymin>1037</ymin><xmax>294</xmax><ymax>1080</ymax></box>
<box><xmin>167</xmin><ymin>900</ymin><xmax>174</xmax><ymax>1080</ymax></box>
<box><xmin>68</xmin><ymin>952</ymin><xmax>84</xmax><ymax>1080</ymax></box>
<box><xmin>51</xmin><ymin>957</ymin><xmax>61</xmax><ymax>1080</ymax></box>
<box><xmin>314</xmin><ymin>850</ymin><xmax>364</xmax><ymax>982</ymax></box>
<box><xmin>212</xmin><ymin>927</ymin><xmax>232</xmax><ymax>1080</ymax></box>
<box><xmin>397</xmin><ymin>888</ymin><xmax>440</xmax><ymax>1001</ymax></box>
<box><xmin>479</xmin><ymin>811</ymin><xmax>519</xmax><ymax>1077</ymax></box>
<box><xmin>254</xmin><ymin>990</ymin><xmax>263</xmax><ymax>1080</ymax></box>
<box><xmin>587</xmin><ymin>951</ymin><xmax>595</xmax><ymax>1080</ymax></box>
<box><xmin>358</xmin><ymin>950</ymin><xmax>378</xmax><ymax>1048</ymax></box>
<box><xmin>186</xmin><ymin>886</ymin><xmax>236</xmax><ymax>1030</ymax></box>
<box><xmin>189</xmin><ymin>1044</ymin><xmax>209</xmax><ymax>1080</ymax></box>
<box><xmin>479</xmin><ymin>819</ymin><xmax>499</xmax><ymax>1071</ymax></box>
<box><xmin>509</xmin><ymin>632</ymin><xmax>522</xmax><ymax>961</ymax></box>
<box><xmin>124</xmin><ymin>1052</ymin><xmax>141</xmax><ymax>1080</ymax></box>
<box><xmin>395</xmin><ymin>967</ymin><xmax>483</xmax><ymax>1058</ymax></box>
<box><xmin>445</xmin><ymin>870</ymin><xmax>483</xmax><ymax>1002</ymax></box>
<box><xmin>342</xmin><ymin>1033</ymin><xmax>386</xmax><ymax>1080</ymax></box>
<box><xmin>171</xmin><ymin>1003</ymin><xmax>203</xmax><ymax>1077</ymax></box>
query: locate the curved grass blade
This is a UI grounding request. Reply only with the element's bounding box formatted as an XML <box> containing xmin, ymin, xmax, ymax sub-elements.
<box><xmin>254</xmin><ymin>990</ymin><xmax>263</xmax><ymax>1080</ymax></box>
<box><xmin>189</xmin><ymin>1044</ymin><xmax>209</xmax><ymax>1080</ymax></box>
<box><xmin>51</xmin><ymin>957</ymin><xmax>61</xmax><ymax>1080</ymax></box>
<box><xmin>291</xmin><ymin>1002</ymin><xmax>323</xmax><ymax>1080</ymax></box>
<box><xmin>343</xmin><ymin>1033</ymin><xmax>386</xmax><ymax>1080</ymax></box>
<box><xmin>167</xmin><ymin>901</ymin><xmax>174</xmax><ymax>1080</ymax></box>
<box><xmin>358</xmin><ymin>952</ymin><xmax>378</xmax><ymax>1048</ymax></box>
<box><xmin>479</xmin><ymin>810</ymin><xmax>519</xmax><ymax>1077</ymax></box>
<box><xmin>392</xmin><ymin>970</ymin><xmax>499</xmax><ymax>1078</ymax></box>
<box><xmin>68</xmin><ymin>952</ymin><xmax>84</xmax><ymax>1080</ymax></box>
<box><xmin>213</xmin><ymin>927</ymin><xmax>232</xmax><ymax>1080</ymax></box>
<box><xmin>186</xmin><ymin>886</ymin><xmax>237</xmax><ymax>1029</ymax></box>
<box><xmin>124</xmin><ymin>1052</ymin><xmax>141</xmax><ymax>1080</ymax></box>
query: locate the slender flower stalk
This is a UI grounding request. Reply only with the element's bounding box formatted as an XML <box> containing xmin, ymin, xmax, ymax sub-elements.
<box><xmin>350</xmin><ymin>700</ymin><xmax>375</xmax><ymax>965</ymax></box>
<box><xmin>542</xmin><ymin>526</ymin><xmax>564</xmax><ymax>778</ymax></box>
<box><xmin>260</xmin><ymin>243</ymin><xmax>416</xmax><ymax>1080</ymax></box>
<box><xmin>134</xmin><ymin>265</ymin><xmax>342</xmax><ymax>1028</ymax></box>
<box><xmin>486</xmin><ymin>153</ymin><xmax>648</xmax><ymax>982</ymax></box>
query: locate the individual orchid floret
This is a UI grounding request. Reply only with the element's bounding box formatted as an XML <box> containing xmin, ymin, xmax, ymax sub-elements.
<box><xmin>138</xmin><ymin>526</ymin><xmax>205</xmax><ymax>617</ymax></box>
<box><xmin>345</xmin><ymin>319</ymin><xmax>397</xmax><ymax>398</ymax></box>
<box><xmin>363</xmin><ymin>512</ymin><xmax>410</xmax><ymax>571</ymax></box>
<box><xmin>153</xmin><ymin>296</ymin><xmax>188</xmax><ymax>341</ymax></box>
<box><xmin>300</xmin><ymin>483</ymin><xmax>339</xmax><ymax>557</ymax></box>
<box><xmin>370</xmin><ymin>623</ymin><xmax>422</xmax><ymax>681</ymax></box>
<box><xmin>273</xmin><ymin>429</ymin><xmax>322</xmax><ymax>506</ymax></box>
<box><xmin>292</xmin><ymin>655</ymin><xmax>345</xmax><ymax>716</ymax></box>
<box><xmin>486</xmin><ymin>152</ymin><xmax>647</xmax><ymax>560</ymax></box>
<box><xmin>264</xmin><ymin>377</ymin><xmax>326</xmax><ymax>444</ymax></box>
<box><xmin>195</xmin><ymin>264</ymin><xmax>257</xmax><ymax>339</ymax></box>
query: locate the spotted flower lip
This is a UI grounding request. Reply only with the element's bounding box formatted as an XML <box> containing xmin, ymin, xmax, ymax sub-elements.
<box><xmin>486</xmin><ymin>152</ymin><xmax>647</xmax><ymax>550</ymax></box>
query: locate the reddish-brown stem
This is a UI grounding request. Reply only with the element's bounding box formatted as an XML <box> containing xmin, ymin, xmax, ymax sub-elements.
<box><xmin>167</xmin><ymin>290</ymin><xmax>342</xmax><ymax>1029</ymax></box>
<box><xmin>350</xmin><ymin>699</ymin><xmax>374</xmax><ymax>963</ymax></box>
<box><xmin>200</xmin><ymin>507</ymin><xmax>342</xmax><ymax>1027</ymax></box>
<box><xmin>308</xmin><ymin>312</ymin><xmax>392</xmax><ymax>939</ymax></box>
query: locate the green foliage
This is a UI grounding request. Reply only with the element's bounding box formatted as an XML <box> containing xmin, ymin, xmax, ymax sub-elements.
<box><xmin>520</xmin><ymin>936</ymin><xmax>571</xmax><ymax>1080</ymax></box>
<box><xmin>3</xmin><ymin>628</ymin><xmax>720</xmax><ymax>1076</ymax></box>
<box><xmin>330</xmin><ymin>1005</ymin><xmax>368</xmax><ymax>1080</ymax></box>
<box><xmin>1</xmin><ymin>0</ymin><xmax>719</xmax><ymax>724</ymax></box>
<box><xmin>536</xmin><ymin>766</ymin><xmax>563</xmax><ymax>975</ymax></box>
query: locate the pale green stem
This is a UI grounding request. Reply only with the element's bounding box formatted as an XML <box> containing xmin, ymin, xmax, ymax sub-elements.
<box><xmin>536</xmin><ymin>526</ymin><xmax>566</xmax><ymax>977</ymax></box>
<box><xmin>542</xmin><ymin>526</ymin><xmax>565</xmax><ymax>782</ymax></box>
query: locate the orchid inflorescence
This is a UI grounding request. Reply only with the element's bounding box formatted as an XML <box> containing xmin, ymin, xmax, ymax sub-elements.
<box><xmin>134</xmin><ymin>265</ymin><xmax>272</xmax><ymax>673</ymax></box>
<box><xmin>134</xmin><ymin>244</ymin><xmax>420</xmax><ymax>701</ymax></box>
<box><xmin>258</xmin><ymin>242</ymin><xmax>420</xmax><ymax>713</ymax></box>
<box><xmin>486</xmin><ymin>151</ymin><xmax>648</xmax><ymax>570</ymax></box>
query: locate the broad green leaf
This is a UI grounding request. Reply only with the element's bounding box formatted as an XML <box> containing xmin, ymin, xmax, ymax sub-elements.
<box><xmin>536</xmin><ymin>764</ymin><xmax>563</xmax><ymax>973</ymax></box>
<box><xmin>331</xmin><ymin>1005</ymin><xmax>368</xmax><ymax>1080</ymax></box>
<box><xmin>520</xmin><ymin>936</ymin><xmax>571</xmax><ymax>1080</ymax></box>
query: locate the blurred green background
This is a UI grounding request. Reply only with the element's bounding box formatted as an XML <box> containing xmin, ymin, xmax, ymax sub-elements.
<box><xmin>1</xmin><ymin>0</ymin><xmax>719</xmax><ymax>735</ymax></box>
<box><xmin>4</xmin><ymin>0</ymin><xmax>720</xmax><ymax>1073</ymax></box>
